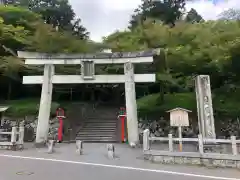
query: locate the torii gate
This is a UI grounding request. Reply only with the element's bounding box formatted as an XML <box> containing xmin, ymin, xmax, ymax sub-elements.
<box><xmin>17</xmin><ymin>50</ymin><xmax>159</xmax><ymax>146</ymax></box>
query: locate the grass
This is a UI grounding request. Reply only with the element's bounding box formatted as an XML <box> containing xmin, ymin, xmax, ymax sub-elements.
<box><xmin>137</xmin><ymin>92</ymin><xmax>240</xmax><ymax>118</ymax></box>
<box><xmin>1</xmin><ymin>98</ymin><xmax>59</xmax><ymax>118</ymax></box>
<box><xmin>137</xmin><ymin>92</ymin><xmax>196</xmax><ymax>113</ymax></box>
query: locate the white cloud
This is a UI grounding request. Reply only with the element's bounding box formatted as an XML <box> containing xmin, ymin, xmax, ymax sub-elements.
<box><xmin>69</xmin><ymin>0</ymin><xmax>240</xmax><ymax>42</ymax></box>
<box><xmin>69</xmin><ymin>0</ymin><xmax>140</xmax><ymax>41</ymax></box>
<box><xmin>186</xmin><ymin>0</ymin><xmax>240</xmax><ymax>20</ymax></box>
<box><xmin>102</xmin><ymin>0</ymin><xmax>141</xmax><ymax>10</ymax></box>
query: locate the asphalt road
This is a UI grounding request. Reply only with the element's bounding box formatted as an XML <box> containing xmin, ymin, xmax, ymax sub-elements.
<box><xmin>0</xmin><ymin>143</ymin><xmax>239</xmax><ymax>180</ymax></box>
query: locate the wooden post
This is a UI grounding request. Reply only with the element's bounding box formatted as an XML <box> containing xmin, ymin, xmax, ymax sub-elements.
<box><xmin>178</xmin><ymin>126</ymin><xmax>182</xmax><ymax>152</ymax></box>
<box><xmin>143</xmin><ymin>129</ymin><xmax>150</xmax><ymax>151</ymax></box>
<box><xmin>11</xmin><ymin>127</ymin><xmax>17</xmax><ymax>145</ymax></box>
<box><xmin>231</xmin><ymin>136</ymin><xmax>237</xmax><ymax>155</ymax></box>
<box><xmin>168</xmin><ymin>134</ymin><xmax>173</xmax><ymax>152</ymax></box>
<box><xmin>198</xmin><ymin>134</ymin><xmax>204</xmax><ymax>155</ymax></box>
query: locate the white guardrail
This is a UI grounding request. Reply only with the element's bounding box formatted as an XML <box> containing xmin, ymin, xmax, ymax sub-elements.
<box><xmin>143</xmin><ymin>129</ymin><xmax>240</xmax><ymax>155</ymax></box>
<box><xmin>0</xmin><ymin>126</ymin><xmax>24</xmax><ymax>146</ymax></box>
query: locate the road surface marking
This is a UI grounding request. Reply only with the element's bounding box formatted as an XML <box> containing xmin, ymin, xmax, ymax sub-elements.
<box><xmin>0</xmin><ymin>154</ymin><xmax>239</xmax><ymax>180</ymax></box>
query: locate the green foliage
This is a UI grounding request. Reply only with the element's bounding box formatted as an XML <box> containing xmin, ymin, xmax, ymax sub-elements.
<box><xmin>185</xmin><ymin>8</ymin><xmax>204</xmax><ymax>23</ymax></box>
<box><xmin>137</xmin><ymin>93</ymin><xmax>196</xmax><ymax>117</ymax></box>
<box><xmin>4</xmin><ymin>99</ymin><xmax>60</xmax><ymax>117</ymax></box>
<box><xmin>218</xmin><ymin>8</ymin><xmax>240</xmax><ymax>20</ymax></box>
<box><xmin>105</xmin><ymin>17</ymin><xmax>240</xmax><ymax>118</ymax></box>
<box><xmin>129</xmin><ymin>0</ymin><xmax>186</xmax><ymax>28</ymax></box>
<box><xmin>137</xmin><ymin>92</ymin><xmax>240</xmax><ymax>119</ymax></box>
<box><xmin>0</xmin><ymin>5</ymin><xmax>96</xmax><ymax>101</ymax></box>
<box><xmin>0</xmin><ymin>5</ymin><xmax>41</xmax><ymax>27</ymax></box>
<box><xmin>26</xmin><ymin>23</ymin><xmax>90</xmax><ymax>53</ymax></box>
<box><xmin>1</xmin><ymin>0</ymin><xmax>89</xmax><ymax>40</ymax></box>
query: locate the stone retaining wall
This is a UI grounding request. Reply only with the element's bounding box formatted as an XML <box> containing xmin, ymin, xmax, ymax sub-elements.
<box><xmin>144</xmin><ymin>151</ymin><xmax>240</xmax><ymax>169</ymax></box>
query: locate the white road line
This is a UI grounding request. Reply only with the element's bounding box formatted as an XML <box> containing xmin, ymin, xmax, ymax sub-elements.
<box><xmin>0</xmin><ymin>154</ymin><xmax>239</xmax><ymax>180</ymax></box>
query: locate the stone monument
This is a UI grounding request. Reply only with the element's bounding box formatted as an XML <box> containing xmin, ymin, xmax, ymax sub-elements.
<box><xmin>195</xmin><ymin>75</ymin><xmax>216</xmax><ymax>139</ymax></box>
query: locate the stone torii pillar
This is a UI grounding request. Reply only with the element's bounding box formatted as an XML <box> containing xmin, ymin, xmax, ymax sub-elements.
<box><xmin>124</xmin><ymin>62</ymin><xmax>139</xmax><ymax>146</ymax></box>
<box><xmin>36</xmin><ymin>64</ymin><xmax>54</xmax><ymax>146</ymax></box>
<box><xmin>195</xmin><ymin>75</ymin><xmax>216</xmax><ymax>139</ymax></box>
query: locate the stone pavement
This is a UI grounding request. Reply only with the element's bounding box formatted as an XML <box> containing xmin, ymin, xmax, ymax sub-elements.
<box><xmin>0</xmin><ymin>143</ymin><xmax>239</xmax><ymax>180</ymax></box>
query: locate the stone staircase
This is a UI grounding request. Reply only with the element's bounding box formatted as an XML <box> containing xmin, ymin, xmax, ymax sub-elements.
<box><xmin>63</xmin><ymin>102</ymin><xmax>89</xmax><ymax>141</ymax></box>
<box><xmin>76</xmin><ymin>107</ymin><xmax>119</xmax><ymax>142</ymax></box>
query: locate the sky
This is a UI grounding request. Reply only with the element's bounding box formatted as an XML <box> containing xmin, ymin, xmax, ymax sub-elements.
<box><xmin>69</xmin><ymin>0</ymin><xmax>240</xmax><ymax>42</ymax></box>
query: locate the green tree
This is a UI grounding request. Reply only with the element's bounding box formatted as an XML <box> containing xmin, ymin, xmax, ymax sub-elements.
<box><xmin>67</xmin><ymin>18</ymin><xmax>89</xmax><ymax>40</ymax></box>
<box><xmin>105</xmin><ymin>18</ymin><xmax>240</xmax><ymax>117</ymax></box>
<box><xmin>3</xmin><ymin>0</ymin><xmax>89</xmax><ymax>40</ymax></box>
<box><xmin>0</xmin><ymin>5</ymin><xmax>41</xmax><ymax>31</ymax></box>
<box><xmin>218</xmin><ymin>8</ymin><xmax>240</xmax><ymax>20</ymax></box>
<box><xmin>26</xmin><ymin>0</ymin><xmax>74</xmax><ymax>29</ymax></box>
<box><xmin>129</xmin><ymin>0</ymin><xmax>186</xmax><ymax>28</ymax></box>
<box><xmin>0</xmin><ymin>5</ymin><xmax>94</xmax><ymax>100</ymax></box>
<box><xmin>0</xmin><ymin>16</ymin><xmax>30</xmax><ymax>99</ymax></box>
<box><xmin>27</xmin><ymin>0</ymin><xmax>89</xmax><ymax>40</ymax></box>
<box><xmin>185</xmin><ymin>8</ymin><xmax>203</xmax><ymax>23</ymax></box>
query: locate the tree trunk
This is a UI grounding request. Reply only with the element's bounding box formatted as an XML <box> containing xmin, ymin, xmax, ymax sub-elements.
<box><xmin>7</xmin><ymin>80</ymin><xmax>12</xmax><ymax>100</ymax></box>
<box><xmin>90</xmin><ymin>89</ymin><xmax>95</xmax><ymax>102</ymax></box>
<box><xmin>81</xmin><ymin>86</ymin><xmax>86</xmax><ymax>101</ymax></box>
<box><xmin>159</xmin><ymin>82</ymin><xmax>164</xmax><ymax>104</ymax></box>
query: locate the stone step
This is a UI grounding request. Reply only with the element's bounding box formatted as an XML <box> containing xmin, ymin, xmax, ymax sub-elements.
<box><xmin>79</xmin><ymin>127</ymin><xmax>117</xmax><ymax>130</ymax></box>
<box><xmin>80</xmin><ymin>127</ymin><xmax>116</xmax><ymax>130</ymax></box>
<box><xmin>75</xmin><ymin>139</ymin><xmax>118</xmax><ymax>142</ymax></box>
<box><xmin>79</xmin><ymin>128</ymin><xmax>116</xmax><ymax>132</ymax></box>
<box><xmin>84</xmin><ymin>123</ymin><xmax>117</xmax><ymax>126</ymax></box>
<box><xmin>82</xmin><ymin>127</ymin><xmax>117</xmax><ymax>131</ymax></box>
<box><xmin>77</xmin><ymin>135</ymin><xmax>116</xmax><ymax>138</ymax></box>
<box><xmin>86</xmin><ymin>118</ymin><xmax>117</xmax><ymax>121</ymax></box>
<box><xmin>79</xmin><ymin>130</ymin><xmax>116</xmax><ymax>133</ymax></box>
<box><xmin>86</xmin><ymin>118</ymin><xmax>117</xmax><ymax>120</ymax></box>
<box><xmin>82</xmin><ymin>124</ymin><xmax>117</xmax><ymax>127</ymax></box>
<box><xmin>76</xmin><ymin>136</ymin><xmax>118</xmax><ymax>141</ymax></box>
<box><xmin>84</xmin><ymin>125</ymin><xmax>117</xmax><ymax>127</ymax></box>
<box><xmin>84</xmin><ymin>122</ymin><xmax>117</xmax><ymax>124</ymax></box>
<box><xmin>85</xmin><ymin>121</ymin><xmax>117</xmax><ymax>124</ymax></box>
<box><xmin>84</xmin><ymin>120</ymin><xmax>117</xmax><ymax>123</ymax></box>
<box><xmin>83</xmin><ymin>126</ymin><xmax>117</xmax><ymax>130</ymax></box>
<box><xmin>87</xmin><ymin>114</ymin><xmax>117</xmax><ymax>116</ymax></box>
<box><xmin>72</xmin><ymin>105</ymin><xmax>119</xmax><ymax>142</ymax></box>
<box><xmin>83</xmin><ymin>125</ymin><xmax>117</xmax><ymax>128</ymax></box>
<box><xmin>76</xmin><ymin>134</ymin><xmax>116</xmax><ymax>139</ymax></box>
<box><xmin>77</xmin><ymin>131</ymin><xmax>116</xmax><ymax>135</ymax></box>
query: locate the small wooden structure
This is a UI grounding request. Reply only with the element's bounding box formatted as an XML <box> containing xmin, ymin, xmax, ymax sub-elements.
<box><xmin>167</xmin><ymin>107</ymin><xmax>192</xmax><ymax>127</ymax></box>
<box><xmin>167</xmin><ymin>107</ymin><xmax>192</xmax><ymax>151</ymax></box>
